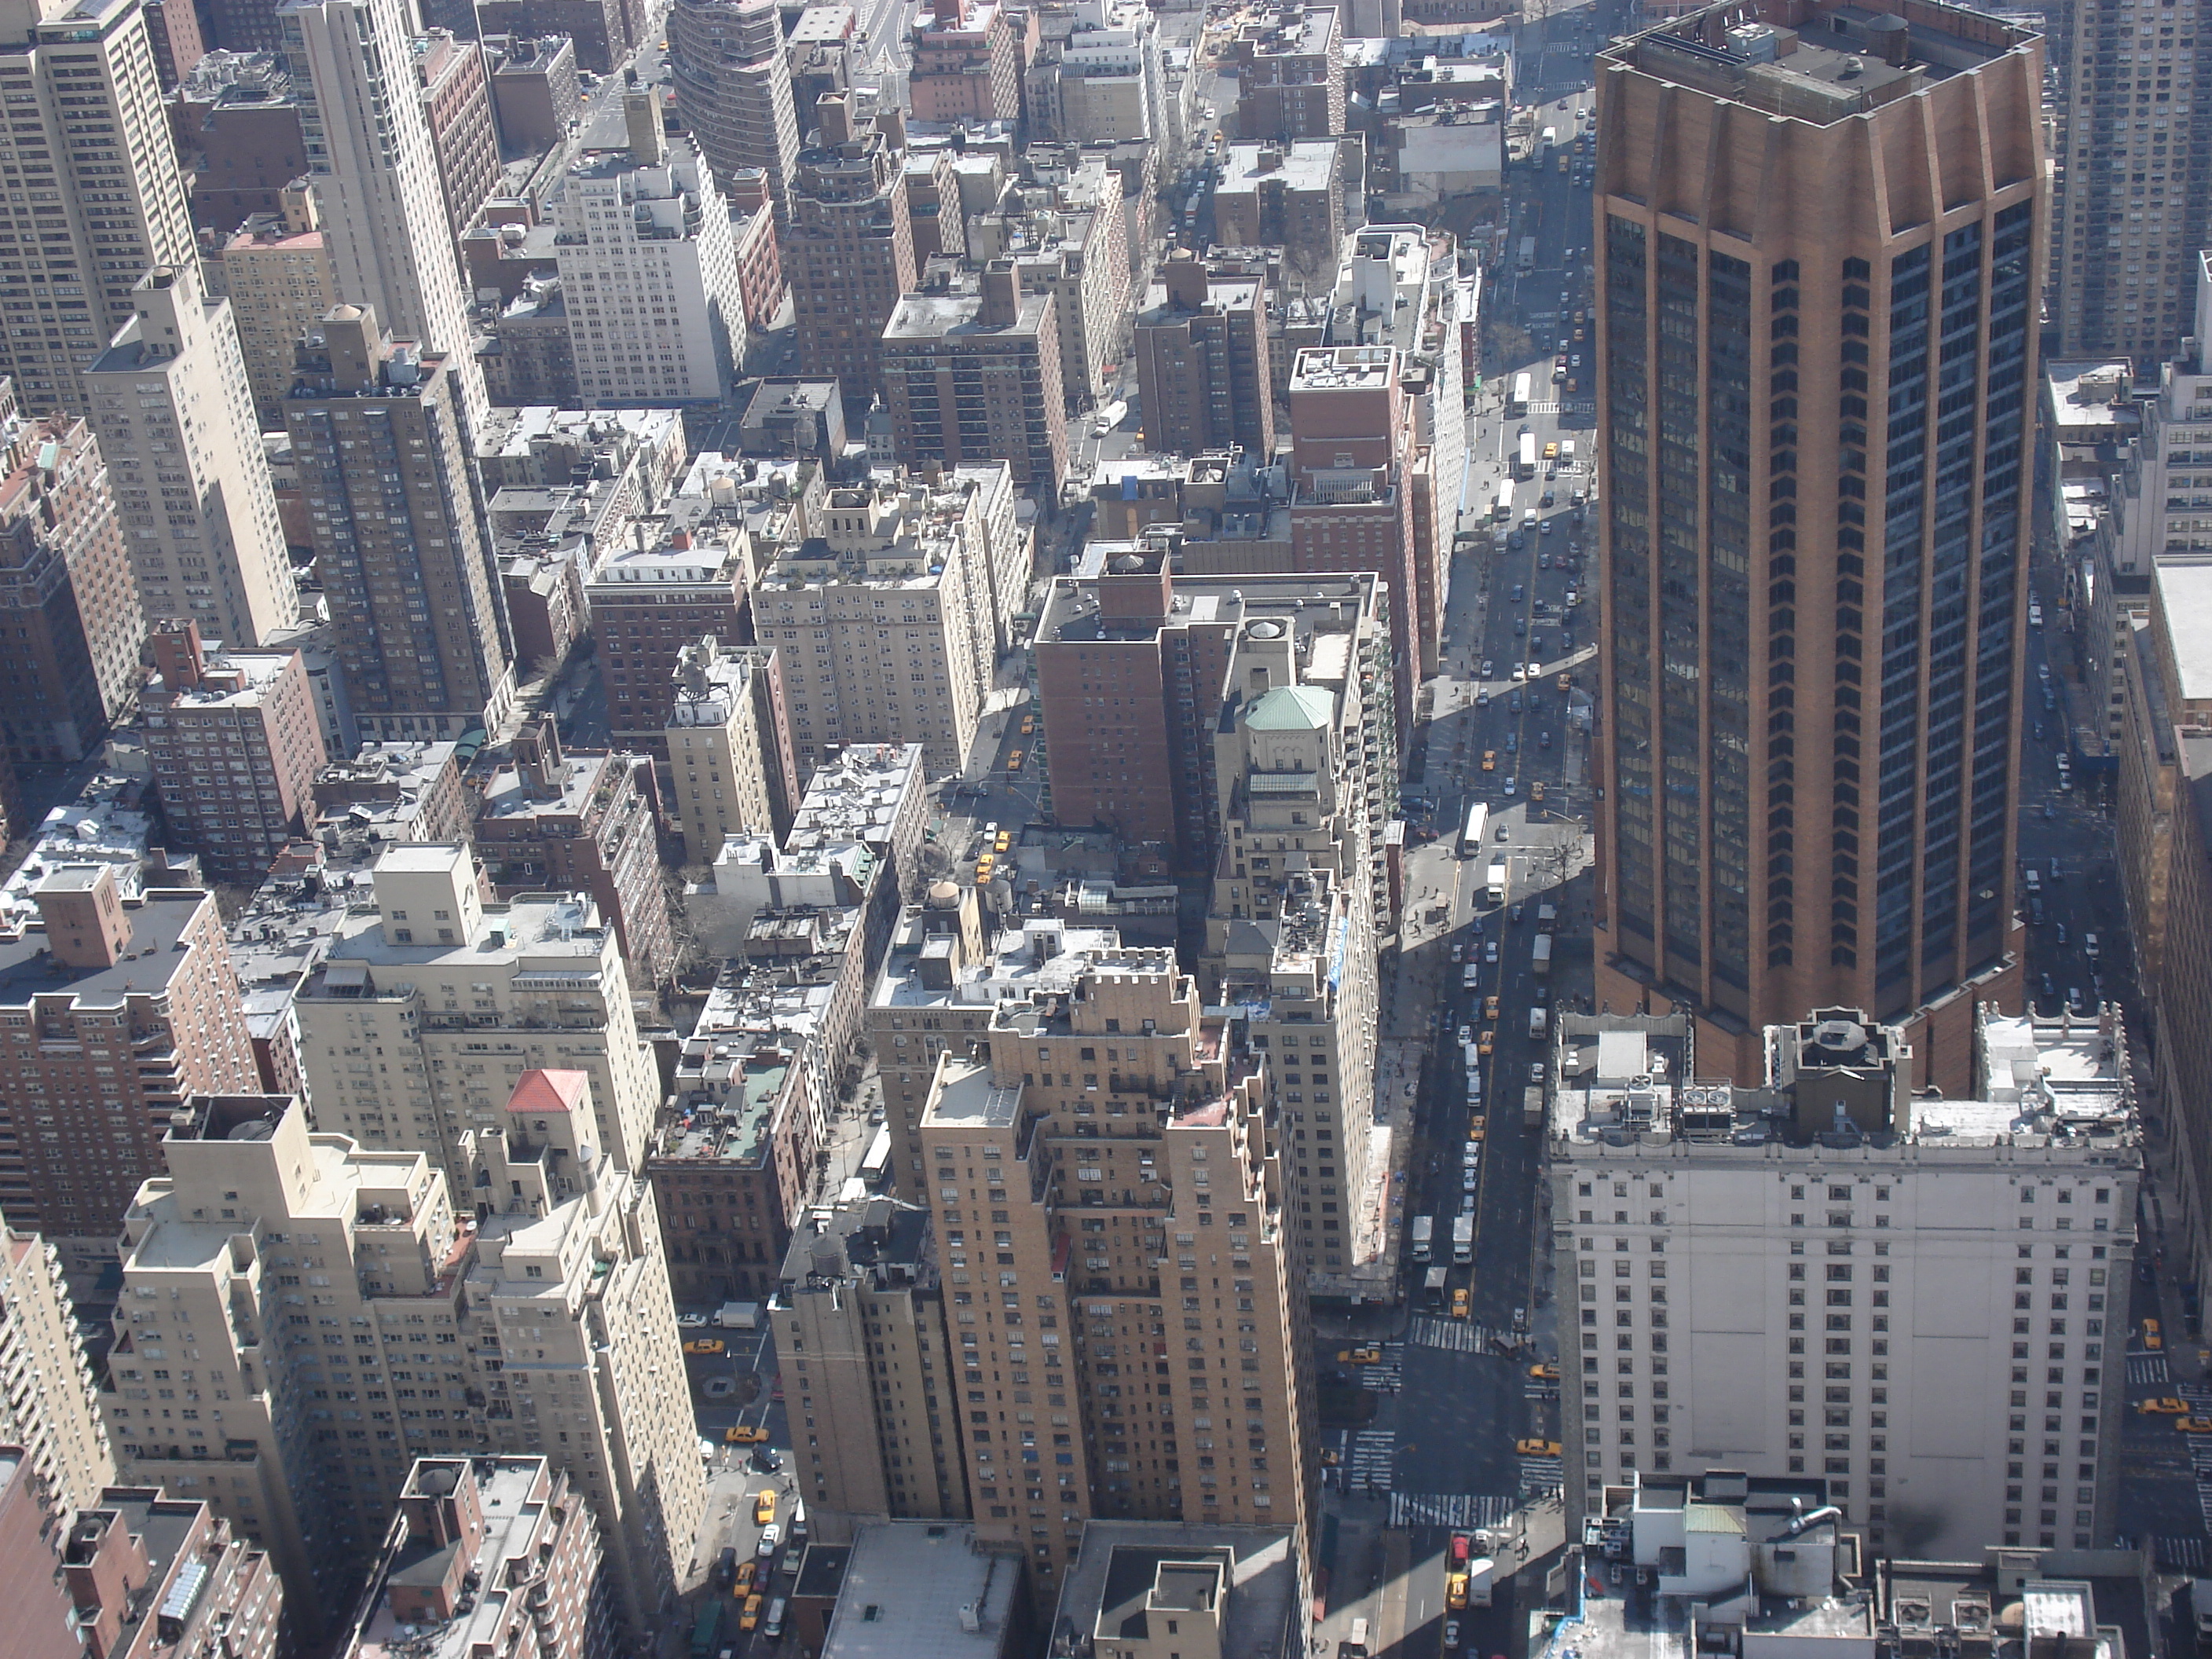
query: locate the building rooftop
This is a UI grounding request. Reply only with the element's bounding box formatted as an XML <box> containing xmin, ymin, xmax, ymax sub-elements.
<box><xmin>0</xmin><ymin>773</ymin><xmax>161</xmax><ymax>933</ymax></box>
<box><xmin>1555</xmin><ymin>1469</ymin><xmax>1870</xmax><ymax>1659</ymax></box>
<box><xmin>2156</xmin><ymin>558</ymin><xmax>2212</xmax><ymax>702</ymax></box>
<box><xmin>1051</xmin><ymin>1523</ymin><xmax>1302</xmax><ymax>1659</ymax></box>
<box><xmin>1604</xmin><ymin>0</ymin><xmax>2036</xmax><ymax>124</ymax></box>
<box><xmin>302</xmin><ymin>890</ymin><xmax>608</xmax><ymax>998</ymax></box>
<box><xmin>820</xmin><ymin>1523</ymin><xmax>1024</xmax><ymax>1659</ymax></box>
<box><xmin>784</xmin><ymin>743</ymin><xmax>921</xmax><ymax>859</ymax></box>
<box><xmin>1216</xmin><ymin>141</ymin><xmax>1338</xmax><ymax>196</ymax></box>
<box><xmin>874</xmin><ymin>913</ymin><xmax>1126</xmax><ymax>1015</ymax></box>
<box><xmin>1550</xmin><ymin>1007</ymin><xmax>2137</xmax><ymax>1152</ymax></box>
<box><xmin>775</xmin><ymin>1194</ymin><xmax>936</xmax><ymax>1291</ymax></box>
<box><xmin>0</xmin><ymin>887</ymin><xmax>211</xmax><ymax>1008</ymax></box>
<box><xmin>883</xmin><ymin>283</ymin><xmax>1055</xmax><ymax>342</ymax></box>
<box><xmin>350</xmin><ymin>1459</ymin><xmax>563</xmax><ymax>1659</ymax></box>
<box><xmin>1036</xmin><ymin>557</ymin><xmax>1379</xmax><ymax>648</ymax></box>
<box><xmin>925</xmin><ymin>1054</ymin><xmax>1024</xmax><ymax>1130</ymax></box>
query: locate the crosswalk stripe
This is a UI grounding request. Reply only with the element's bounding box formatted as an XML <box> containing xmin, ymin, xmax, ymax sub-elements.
<box><xmin>1388</xmin><ymin>1492</ymin><xmax>1517</xmax><ymax>1529</ymax></box>
<box><xmin>1410</xmin><ymin>1317</ymin><xmax>1507</xmax><ymax>1352</ymax></box>
<box><xmin>2129</xmin><ymin>1354</ymin><xmax>2171</xmax><ymax>1385</ymax></box>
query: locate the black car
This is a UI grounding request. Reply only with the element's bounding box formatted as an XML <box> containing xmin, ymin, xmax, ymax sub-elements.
<box><xmin>715</xmin><ymin>1547</ymin><xmax>740</xmax><ymax>1590</ymax></box>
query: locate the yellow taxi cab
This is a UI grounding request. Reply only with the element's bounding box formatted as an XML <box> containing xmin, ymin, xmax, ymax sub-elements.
<box><xmin>1320</xmin><ymin>1447</ymin><xmax>1340</xmax><ymax>1466</ymax></box>
<box><xmin>1558</xmin><ymin>672</ymin><xmax>1573</xmax><ymax>691</ymax></box>
<box><xmin>1484</xmin><ymin>994</ymin><xmax>1500</xmax><ymax>1020</ymax></box>
<box><xmin>754</xmin><ymin>1491</ymin><xmax>777</xmax><ymax>1526</ymax></box>
<box><xmin>1543</xmin><ymin>441</ymin><xmax>1559</xmax><ymax>460</ymax></box>
<box><xmin>1478</xmin><ymin>1031</ymin><xmax>1495</xmax><ymax>1057</ymax></box>
<box><xmin>1531</xmin><ymin>781</ymin><xmax>1547</xmax><ymax>803</ymax></box>
<box><xmin>2178</xmin><ymin>1417</ymin><xmax>2212</xmax><ymax>1435</ymax></box>
<box><xmin>683</xmin><ymin>1339</ymin><xmax>725</xmax><ymax>1356</ymax></box>
<box><xmin>725</xmin><ymin>1424</ymin><xmax>768</xmax><ymax>1444</ymax></box>
<box><xmin>2138</xmin><ymin>1396</ymin><xmax>2190</xmax><ymax>1415</ymax></box>
<box><xmin>994</xmin><ymin>830</ymin><xmax>1013</xmax><ymax>854</ymax></box>
<box><xmin>1530</xmin><ymin>1362</ymin><xmax>1560</xmax><ymax>1381</ymax></box>
<box><xmin>1448</xmin><ymin>1573</ymin><xmax>1470</xmax><ymax>1610</ymax></box>
<box><xmin>1337</xmin><ymin>1346</ymin><xmax>1382</xmax><ymax>1364</ymax></box>
<box><xmin>1516</xmin><ymin>1439</ymin><xmax>1562</xmax><ymax>1458</ymax></box>
<box><xmin>1020</xmin><ymin>717</ymin><xmax>1035</xmax><ymax>735</ymax></box>
<box><xmin>1008</xmin><ymin>749</ymin><xmax>1026</xmax><ymax>772</ymax></box>
<box><xmin>736</xmin><ymin>1560</ymin><xmax>757</xmax><ymax>1594</ymax></box>
<box><xmin>975</xmin><ymin>854</ymin><xmax>996</xmax><ymax>880</ymax></box>
<box><xmin>1481</xmin><ymin>749</ymin><xmax>1496</xmax><ymax>771</ymax></box>
<box><xmin>1451</xmin><ymin>1287</ymin><xmax>1470</xmax><ymax>1320</ymax></box>
<box><xmin>2145</xmin><ymin>1318</ymin><xmax>2164</xmax><ymax>1350</ymax></box>
<box><xmin>741</xmin><ymin>1594</ymin><xmax>765</xmax><ymax>1631</ymax></box>
<box><xmin>1467</xmin><ymin>1120</ymin><xmax>1486</xmax><ymax>1142</ymax></box>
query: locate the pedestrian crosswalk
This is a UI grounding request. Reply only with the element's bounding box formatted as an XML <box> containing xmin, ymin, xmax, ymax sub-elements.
<box><xmin>1518</xmin><ymin>1455</ymin><xmax>1565</xmax><ymax>1493</ymax></box>
<box><xmin>2163</xmin><ymin>1536</ymin><xmax>2210</xmax><ymax>1571</ymax></box>
<box><xmin>2130</xmin><ymin>1353</ymin><xmax>2171</xmax><ymax>1386</ymax></box>
<box><xmin>1355</xmin><ymin>1346</ymin><xmax>1405</xmax><ymax>1391</ymax></box>
<box><xmin>1411</xmin><ymin>1317</ymin><xmax>1506</xmax><ymax>1352</ymax></box>
<box><xmin>1347</xmin><ymin>1430</ymin><xmax>1397</xmax><ymax>1492</ymax></box>
<box><xmin>1390</xmin><ymin>1492</ymin><xmax>1517</xmax><ymax>1530</ymax></box>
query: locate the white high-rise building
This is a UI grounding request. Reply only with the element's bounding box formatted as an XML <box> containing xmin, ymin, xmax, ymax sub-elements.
<box><xmin>555</xmin><ymin>108</ymin><xmax>744</xmax><ymax>406</ymax></box>
<box><xmin>291</xmin><ymin>844</ymin><xmax>664</xmax><ymax>1185</ymax></box>
<box><xmin>280</xmin><ymin>0</ymin><xmax>487</xmax><ymax>424</ymax></box>
<box><xmin>85</xmin><ymin>264</ymin><xmax>300</xmax><ymax>646</ymax></box>
<box><xmin>0</xmin><ymin>0</ymin><xmax>196</xmax><ymax>417</ymax></box>
<box><xmin>1547</xmin><ymin>1005</ymin><xmax>2141</xmax><ymax>1560</ymax></box>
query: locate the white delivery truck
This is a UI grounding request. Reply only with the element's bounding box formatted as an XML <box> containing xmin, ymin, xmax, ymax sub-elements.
<box><xmin>716</xmin><ymin>1302</ymin><xmax>761</xmax><ymax>1330</ymax></box>
<box><xmin>1529</xmin><ymin>1007</ymin><xmax>1548</xmax><ymax>1039</ymax></box>
<box><xmin>1452</xmin><ymin>1214</ymin><xmax>1475</xmax><ymax>1264</ymax></box>
<box><xmin>1486</xmin><ymin>859</ymin><xmax>1509</xmax><ymax>904</ymax></box>
<box><xmin>1412</xmin><ymin>1215</ymin><xmax>1434</xmax><ymax>1262</ymax></box>
<box><xmin>1532</xmin><ymin>934</ymin><xmax>1553</xmax><ymax>976</ymax></box>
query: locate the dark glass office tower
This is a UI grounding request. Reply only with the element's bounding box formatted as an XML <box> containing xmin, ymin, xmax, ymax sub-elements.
<box><xmin>1591</xmin><ymin>0</ymin><xmax>2047</xmax><ymax>1090</ymax></box>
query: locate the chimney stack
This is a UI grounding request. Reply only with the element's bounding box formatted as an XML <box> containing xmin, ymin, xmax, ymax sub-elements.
<box><xmin>1256</xmin><ymin>146</ymin><xmax>1283</xmax><ymax>173</ymax></box>
<box><xmin>624</xmin><ymin>88</ymin><xmax>666</xmax><ymax>165</ymax></box>
<box><xmin>1164</xmin><ymin>247</ymin><xmax>1207</xmax><ymax>309</ymax></box>
<box><xmin>980</xmin><ymin>259</ymin><xmax>1020</xmax><ymax>327</ymax></box>
<box><xmin>37</xmin><ymin>865</ymin><xmax>132</xmax><ymax>969</ymax></box>
<box><xmin>818</xmin><ymin>90</ymin><xmax>854</xmax><ymax>147</ymax></box>
<box><xmin>150</xmin><ymin>619</ymin><xmax>207</xmax><ymax>694</ymax></box>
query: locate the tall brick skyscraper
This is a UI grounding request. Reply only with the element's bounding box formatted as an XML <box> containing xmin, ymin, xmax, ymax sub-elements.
<box><xmin>1591</xmin><ymin>0</ymin><xmax>2045</xmax><ymax>1090</ymax></box>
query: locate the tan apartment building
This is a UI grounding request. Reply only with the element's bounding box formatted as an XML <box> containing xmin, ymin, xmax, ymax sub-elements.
<box><xmin>0</xmin><ymin>0</ymin><xmax>196</xmax><ymax>418</ymax></box>
<box><xmin>85</xmin><ymin>264</ymin><xmax>299</xmax><ymax>649</ymax></box>
<box><xmin>100</xmin><ymin>1092</ymin><xmax>479</xmax><ymax>1632</ymax></box>
<box><xmin>775</xmin><ymin>1196</ymin><xmax>971</xmax><ymax>1519</ymax></box>
<box><xmin>911</xmin><ymin>950</ymin><xmax>1314</xmax><ymax>1588</ymax></box>
<box><xmin>667</xmin><ymin>0</ymin><xmax>801</xmax><ymax>213</ymax></box>
<box><xmin>101</xmin><ymin>1085</ymin><xmax>704</xmax><ymax>1639</ymax></box>
<box><xmin>200</xmin><ymin>191</ymin><xmax>339</xmax><ymax>432</ymax></box>
<box><xmin>462</xmin><ymin>1071</ymin><xmax>708</xmax><ymax>1628</ymax></box>
<box><xmin>1591</xmin><ymin>0</ymin><xmax>2045</xmax><ymax>1091</ymax></box>
<box><xmin>749</xmin><ymin>472</ymin><xmax>1003</xmax><ymax>775</ymax></box>
<box><xmin>292</xmin><ymin>843</ymin><xmax>664</xmax><ymax>1186</ymax></box>
<box><xmin>0</xmin><ymin>864</ymin><xmax>257</xmax><ymax>1268</ymax></box>
<box><xmin>666</xmin><ymin>636</ymin><xmax>800</xmax><ymax>864</ymax></box>
<box><xmin>0</xmin><ymin>1211</ymin><xmax>115</xmax><ymax>1511</ymax></box>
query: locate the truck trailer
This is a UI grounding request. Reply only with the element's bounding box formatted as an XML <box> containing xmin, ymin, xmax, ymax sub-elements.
<box><xmin>1532</xmin><ymin>933</ymin><xmax>1553</xmax><ymax>975</ymax></box>
<box><xmin>1412</xmin><ymin>1214</ymin><xmax>1434</xmax><ymax>1262</ymax></box>
<box><xmin>1452</xmin><ymin>1214</ymin><xmax>1474</xmax><ymax>1264</ymax></box>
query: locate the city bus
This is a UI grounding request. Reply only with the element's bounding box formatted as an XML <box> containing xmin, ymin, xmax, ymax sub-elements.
<box><xmin>1459</xmin><ymin>802</ymin><xmax>1489</xmax><ymax>858</ymax></box>
<box><xmin>1507</xmin><ymin>372</ymin><xmax>1532</xmax><ymax>416</ymax></box>
<box><xmin>1516</xmin><ymin>432</ymin><xmax>1538</xmax><ymax>479</ymax></box>
<box><xmin>1492</xmin><ymin>479</ymin><xmax>1514</xmax><ymax>523</ymax></box>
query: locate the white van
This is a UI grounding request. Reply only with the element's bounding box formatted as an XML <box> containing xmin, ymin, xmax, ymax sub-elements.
<box><xmin>764</xmin><ymin>1599</ymin><xmax>789</xmax><ymax>1639</ymax></box>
